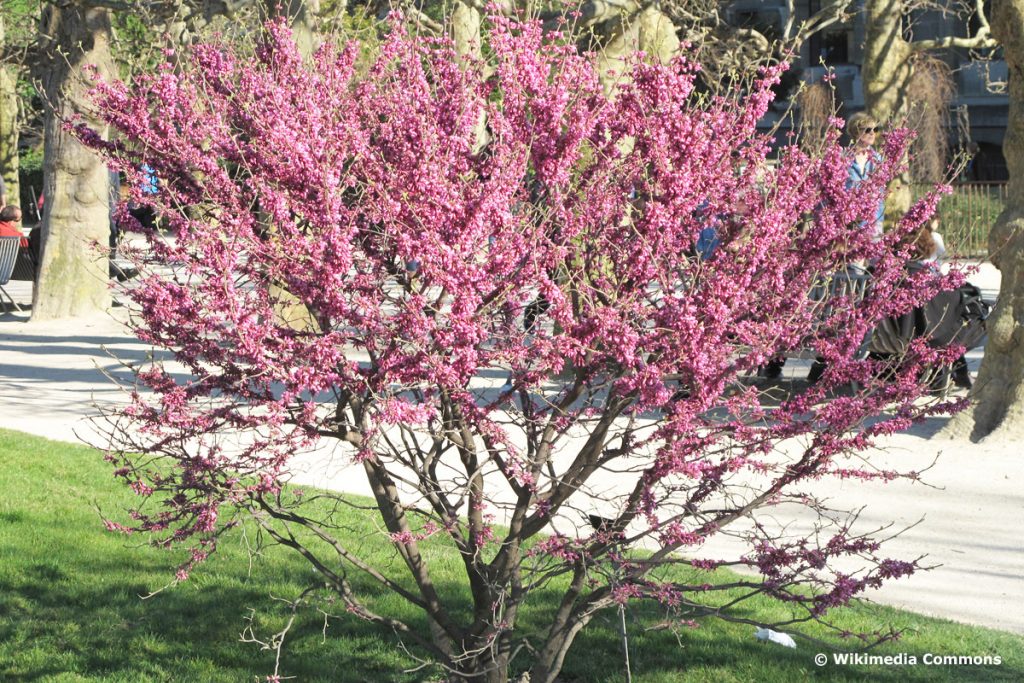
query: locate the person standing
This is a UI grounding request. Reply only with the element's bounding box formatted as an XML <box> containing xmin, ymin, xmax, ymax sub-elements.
<box><xmin>795</xmin><ymin>113</ymin><xmax>883</xmax><ymax>384</ymax></box>
<box><xmin>846</xmin><ymin>112</ymin><xmax>885</xmax><ymax>241</ymax></box>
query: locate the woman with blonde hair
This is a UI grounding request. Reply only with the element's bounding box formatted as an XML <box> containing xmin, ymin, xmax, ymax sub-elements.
<box><xmin>846</xmin><ymin>112</ymin><xmax>885</xmax><ymax>240</ymax></box>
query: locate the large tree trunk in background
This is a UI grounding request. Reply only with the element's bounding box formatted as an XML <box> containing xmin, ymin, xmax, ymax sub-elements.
<box><xmin>452</xmin><ymin>1</ymin><xmax>489</xmax><ymax>152</ymax></box>
<box><xmin>0</xmin><ymin>15</ymin><xmax>19</xmax><ymax>209</ymax></box>
<box><xmin>452</xmin><ymin>0</ymin><xmax>482</xmax><ymax>63</ymax></box>
<box><xmin>261</xmin><ymin>0</ymin><xmax>322</xmax><ymax>331</ymax></box>
<box><xmin>862</xmin><ymin>0</ymin><xmax>913</xmax><ymax>217</ymax></box>
<box><xmin>261</xmin><ymin>0</ymin><xmax>320</xmax><ymax>57</ymax></box>
<box><xmin>595</xmin><ymin>5</ymin><xmax>679</xmax><ymax>96</ymax></box>
<box><xmin>32</xmin><ymin>5</ymin><xmax>114</xmax><ymax>320</ymax></box>
<box><xmin>945</xmin><ymin>0</ymin><xmax>1024</xmax><ymax>443</ymax></box>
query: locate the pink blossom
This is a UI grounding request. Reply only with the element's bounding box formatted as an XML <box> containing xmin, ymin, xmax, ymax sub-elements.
<box><xmin>84</xmin><ymin>13</ymin><xmax>961</xmax><ymax>668</ymax></box>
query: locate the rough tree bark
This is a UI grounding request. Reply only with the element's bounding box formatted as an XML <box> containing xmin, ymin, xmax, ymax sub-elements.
<box><xmin>0</xmin><ymin>15</ymin><xmax>19</xmax><ymax>208</ymax></box>
<box><xmin>260</xmin><ymin>0</ymin><xmax>323</xmax><ymax>331</ymax></box>
<box><xmin>945</xmin><ymin>0</ymin><xmax>1024</xmax><ymax>442</ymax></box>
<box><xmin>260</xmin><ymin>0</ymin><xmax>319</xmax><ymax>57</ymax></box>
<box><xmin>861</xmin><ymin>0</ymin><xmax>996</xmax><ymax>217</ymax></box>
<box><xmin>31</xmin><ymin>4</ymin><xmax>115</xmax><ymax>320</ymax></box>
<box><xmin>862</xmin><ymin>0</ymin><xmax>914</xmax><ymax>122</ymax></box>
<box><xmin>594</xmin><ymin>4</ymin><xmax>679</xmax><ymax>96</ymax></box>
<box><xmin>862</xmin><ymin>0</ymin><xmax>918</xmax><ymax>217</ymax></box>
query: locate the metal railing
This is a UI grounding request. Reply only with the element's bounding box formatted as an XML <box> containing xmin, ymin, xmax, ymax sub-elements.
<box><xmin>916</xmin><ymin>182</ymin><xmax>1007</xmax><ymax>259</ymax></box>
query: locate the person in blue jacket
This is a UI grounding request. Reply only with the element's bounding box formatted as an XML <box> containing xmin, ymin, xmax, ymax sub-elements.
<box><xmin>845</xmin><ymin>112</ymin><xmax>885</xmax><ymax>241</ymax></box>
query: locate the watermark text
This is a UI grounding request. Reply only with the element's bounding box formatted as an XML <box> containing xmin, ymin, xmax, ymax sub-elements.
<box><xmin>814</xmin><ymin>652</ymin><xmax>1002</xmax><ymax>667</ymax></box>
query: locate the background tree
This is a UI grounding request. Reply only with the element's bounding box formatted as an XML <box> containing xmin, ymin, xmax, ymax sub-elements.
<box><xmin>946</xmin><ymin>0</ymin><xmax>1024</xmax><ymax>442</ymax></box>
<box><xmin>88</xmin><ymin>16</ymin><xmax>959</xmax><ymax>682</ymax></box>
<box><xmin>796</xmin><ymin>80</ymin><xmax>838</xmax><ymax>153</ymax></box>
<box><xmin>548</xmin><ymin>0</ymin><xmax>857</xmax><ymax>94</ymax></box>
<box><xmin>862</xmin><ymin>0</ymin><xmax>996</xmax><ymax>214</ymax></box>
<box><xmin>31</xmin><ymin>3</ymin><xmax>115</xmax><ymax>320</ymax></box>
<box><xmin>0</xmin><ymin>4</ymin><xmax>38</xmax><ymax>211</ymax></box>
<box><xmin>15</xmin><ymin>0</ymin><xmax>313</xmax><ymax>320</ymax></box>
<box><xmin>0</xmin><ymin>15</ymin><xmax>19</xmax><ymax>208</ymax></box>
<box><xmin>904</xmin><ymin>52</ymin><xmax>956</xmax><ymax>185</ymax></box>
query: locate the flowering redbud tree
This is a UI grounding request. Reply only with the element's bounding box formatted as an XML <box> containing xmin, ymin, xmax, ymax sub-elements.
<box><xmin>85</xmin><ymin>15</ymin><xmax>963</xmax><ymax>683</ymax></box>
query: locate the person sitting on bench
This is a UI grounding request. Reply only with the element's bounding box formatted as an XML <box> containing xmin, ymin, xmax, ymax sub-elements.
<box><xmin>0</xmin><ymin>206</ymin><xmax>27</xmax><ymax>247</ymax></box>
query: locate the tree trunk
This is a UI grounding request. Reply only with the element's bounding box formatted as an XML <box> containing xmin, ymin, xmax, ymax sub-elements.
<box><xmin>595</xmin><ymin>5</ymin><xmax>679</xmax><ymax>96</ymax></box>
<box><xmin>944</xmin><ymin>0</ymin><xmax>1024</xmax><ymax>442</ymax></box>
<box><xmin>259</xmin><ymin>0</ymin><xmax>323</xmax><ymax>331</ymax></box>
<box><xmin>452</xmin><ymin>1</ymin><xmax>489</xmax><ymax>153</ymax></box>
<box><xmin>452</xmin><ymin>1</ymin><xmax>482</xmax><ymax>64</ymax></box>
<box><xmin>0</xmin><ymin>15</ymin><xmax>19</xmax><ymax>209</ymax></box>
<box><xmin>527</xmin><ymin>566</ymin><xmax>600</xmax><ymax>683</ymax></box>
<box><xmin>862</xmin><ymin>0</ymin><xmax>914</xmax><ymax>217</ymax></box>
<box><xmin>529</xmin><ymin>614</ymin><xmax>592</xmax><ymax>683</ymax></box>
<box><xmin>453</xmin><ymin>650</ymin><xmax>511</xmax><ymax>683</ymax></box>
<box><xmin>31</xmin><ymin>4</ymin><xmax>114</xmax><ymax>320</ymax></box>
<box><xmin>261</xmin><ymin>0</ymin><xmax>320</xmax><ymax>58</ymax></box>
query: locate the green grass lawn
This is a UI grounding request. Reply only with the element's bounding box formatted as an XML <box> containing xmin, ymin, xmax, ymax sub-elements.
<box><xmin>1</xmin><ymin>428</ymin><xmax>1022</xmax><ymax>682</ymax></box>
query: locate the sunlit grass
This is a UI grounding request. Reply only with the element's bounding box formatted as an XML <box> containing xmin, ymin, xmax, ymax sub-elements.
<box><xmin>1</xmin><ymin>428</ymin><xmax>1021</xmax><ymax>681</ymax></box>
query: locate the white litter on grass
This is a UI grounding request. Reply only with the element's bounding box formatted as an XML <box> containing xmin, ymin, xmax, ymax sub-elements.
<box><xmin>754</xmin><ymin>628</ymin><xmax>797</xmax><ymax>648</ymax></box>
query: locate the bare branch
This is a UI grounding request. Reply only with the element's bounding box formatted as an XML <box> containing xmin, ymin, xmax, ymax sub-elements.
<box><xmin>911</xmin><ymin>31</ymin><xmax>997</xmax><ymax>52</ymax></box>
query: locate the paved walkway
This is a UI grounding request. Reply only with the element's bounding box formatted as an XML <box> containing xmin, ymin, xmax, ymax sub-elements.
<box><xmin>1</xmin><ymin>265</ymin><xmax>1021</xmax><ymax>636</ymax></box>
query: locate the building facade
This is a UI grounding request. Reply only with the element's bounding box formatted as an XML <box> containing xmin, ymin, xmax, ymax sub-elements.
<box><xmin>728</xmin><ymin>0</ymin><xmax>1008</xmax><ymax>178</ymax></box>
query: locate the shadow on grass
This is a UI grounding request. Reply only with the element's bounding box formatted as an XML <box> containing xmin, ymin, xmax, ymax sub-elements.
<box><xmin>4</xmin><ymin>517</ymin><xmax>1022</xmax><ymax>683</ymax></box>
<box><xmin>0</xmin><ymin>545</ymin><xmax>423</xmax><ymax>682</ymax></box>
<box><xmin>554</xmin><ymin>596</ymin><xmax>1023</xmax><ymax>683</ymax></box>
<box><xmin>1</xmin><ymin>428</ymin><xmax>1021</xmax><ymax>683</ymax></box>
